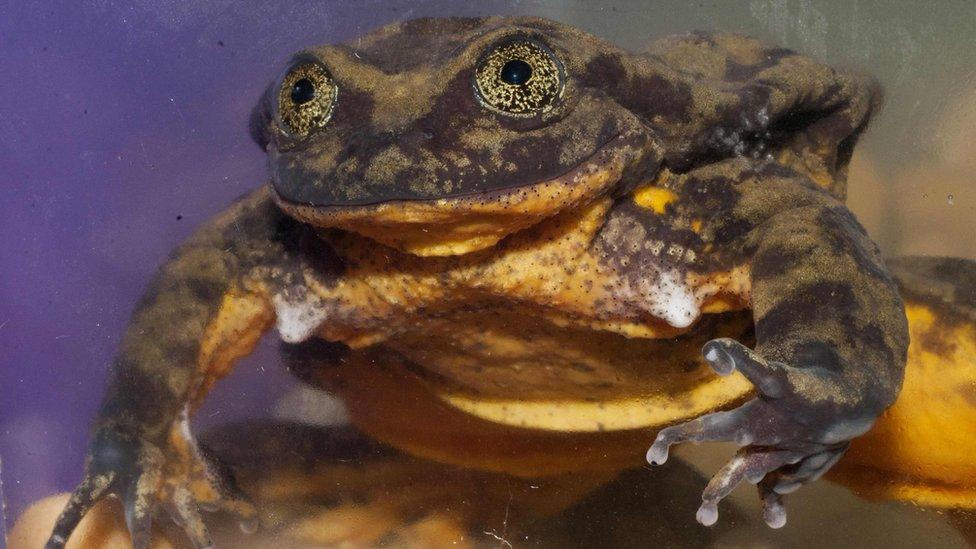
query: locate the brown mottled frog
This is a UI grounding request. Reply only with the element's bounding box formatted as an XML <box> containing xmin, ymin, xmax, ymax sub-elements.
<box><xmin>48</xmin><ymin>16</ymin><xmax>908</xmax><ymax>548</ymax></box>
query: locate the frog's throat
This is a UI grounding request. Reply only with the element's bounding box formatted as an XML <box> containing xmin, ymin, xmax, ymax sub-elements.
<box><xmin>271</xmin><ymin>132</ymin><xmax>650</xmax><ymax>257</ymax></box>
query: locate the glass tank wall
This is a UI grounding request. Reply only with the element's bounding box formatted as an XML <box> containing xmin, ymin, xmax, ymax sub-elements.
<box><xmin>1</xmin><ymin>1</ymin><xmax>974</xmax><ymax>547</ymax></box>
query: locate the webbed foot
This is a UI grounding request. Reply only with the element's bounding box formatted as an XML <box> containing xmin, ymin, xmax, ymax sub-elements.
<box><xmin>46</xmin><ymin>423</ymin><xmax>257</xmax><ymax>548</ymax></box>
<box><xmin>646</xmin><ymin>338</ymin><xmax>873</xmax><ymax>529</ymax></box>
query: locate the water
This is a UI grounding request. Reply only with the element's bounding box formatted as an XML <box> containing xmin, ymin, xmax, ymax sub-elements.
<box><xmin>1</xmin><ymin>1</ymin><xmax>974</xmax><ymax>547</ymax></box>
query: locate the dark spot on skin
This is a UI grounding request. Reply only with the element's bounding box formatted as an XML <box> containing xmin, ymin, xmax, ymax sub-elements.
<box><xmin>816</xmin><ymin>206</ymin><xmax>890</xmax><ymax>282</ymax></box>
<box><xmin>848</xmin><ymin>322</ymin><xmax>898</xmax><ymax>366</ymax></box>
<box><xmin>340</xmin><ymin>17</ymin><xmax>491</xmax><ymax>74</ymax></box>
<box><xmin>176</xmin><ymin>214</ymin><xmax>183</xmax><ymax>220</ymax></box>
<box><xmin>583</xmin><ymin>53</ymin><xmax>693</xmax><ymax>124</ymax></box>
<box><xmin>89</xmin><ymin>429</ymin><xmax>142</xmax><ymax>472</ymax></box>
<box><xmin>679</xmin><ymin>173</ymin><xmax>741</xmax><ymax>214</ymax></box>
<box><xmin>183</xmin><ymin>277</ymin><xmax>224</xmax><ymax>304</ymax></box>
<box><xmin>750</xmin><ymin>243</ymin><xmax>817</xmax><ymax>282</ymax></box>
<box><xmin>99</xmin><ymin>359</ymin><xmax>179</xmax><ymax>428</ymax></box>
<box><xmin>756</xmin><ymin>281</ymin><xmax>859</xmax><ymax>342</ymax></box>
<box><xmin>710</xmin><ymin>217</ymin><xmax>754</xmax><ymax>250</ymax></box>
<box><xmin>217</xmin><ymin>40</ymin><xmax>224</xmax><ymax>47</ymax></box>
<box><xmin>791</xmin><ymin>340</ymin><xmax>844</xmax><ymax>373</ymax></box>
<box><xmin>583</xmin><ymin>53</ymin><xmax>627</xmax><ymax>86</ymax></box>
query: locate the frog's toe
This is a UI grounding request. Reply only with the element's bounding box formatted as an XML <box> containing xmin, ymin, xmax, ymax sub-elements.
<box><xmin>157</xmin><ymin>442</ymin><xmax>256</xmax><ymax>548</ymax></box>
<box><xmin>767</xmin><ymin>445</ymin><xmax>847</xmax><ymax>493</ymax></box>
<box><xmin>121</xmin><ymin>454</ymin><xmax>164</xmax><ymax>549</ymax></box>
<box><xmin>752</xmin><ymin>444</ymin><xmax>846</xmax><ymax>528</ymax></box>
<box><xmin>193</xmin><ymin>443</ymin><xmax>259</xmax><ymax>533</ymax></box>
<box><xmin>701</xmin><ymin>338</ymin><xmax>787</xmax><ymax>397</ymax></box>
<box><xmin>695</xmin><ymin>448</ymin><xmax>802</xmax><ymax>526</ymax></box>
<box><xmin>164</xmin><ymin>485</ymin><xmax>215</xmax><ymax>549</ymax></box>
<box><xmin>758</xmin><ymin>481</ymin><xmax>787</xmax><ymax>528</ymax></box>
<box><xmin>47</xmin><ymin>473</ymin><xmax>115</xmax><ymax>548</ymax></box>
<box><xmin>646</xmin><ymin>400</ymin><xmax>767</xmax><ymax>465</ymax></box>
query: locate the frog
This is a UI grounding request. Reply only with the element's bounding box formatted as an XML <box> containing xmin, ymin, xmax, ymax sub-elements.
<box><xmin>47</xmin><ymin>16</ymin><xmax>909</xmax><ymax>548</ymax></box>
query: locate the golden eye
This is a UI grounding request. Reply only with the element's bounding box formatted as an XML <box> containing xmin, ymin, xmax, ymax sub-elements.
<box><xmin>277</xmin><ymin>62</ymin><xmax>337</xmax><ymax>137</ymax></box>
<box><xmin>474</xmin><ymin>39</ymin><xmax>564</xmax><ymax>116</ymax></box>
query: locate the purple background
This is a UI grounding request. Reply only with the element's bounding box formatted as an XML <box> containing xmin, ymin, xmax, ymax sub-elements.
<box><xmin>0</xmin><ymin>0</ymin><xmax>547</xmax><ymax>525</ymax></box>
<box><xmin>2</xmin><ymin>0</ymin><xmax>974</xmax><ymax>538</ymax></box>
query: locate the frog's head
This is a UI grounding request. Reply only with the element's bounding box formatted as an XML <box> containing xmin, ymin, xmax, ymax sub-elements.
<box><xmin>252</xmin><ymin>17</ymin><xmax>660</xmax><ymax>256</ymax></box>
<box><xmin>252</xmin><ymin>17</ymin><xmax>879</xmax><ymax>256</ymax></box>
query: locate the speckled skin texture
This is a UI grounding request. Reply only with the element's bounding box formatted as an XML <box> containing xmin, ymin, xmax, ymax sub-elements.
<box><xmin>49</xmin><ymin>17</ymin><xmax>908</xmax><ymax>547</ymax></box>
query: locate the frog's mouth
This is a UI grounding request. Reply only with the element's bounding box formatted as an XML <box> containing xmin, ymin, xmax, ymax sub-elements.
<box><xmin>272</xmin><ymin>132</ymin><xmax>651</xmax><ymax>256</ymax></box>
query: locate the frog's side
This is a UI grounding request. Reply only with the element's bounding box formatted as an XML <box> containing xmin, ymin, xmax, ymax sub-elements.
<box><xmin>48</xmin><ymin>17</ymin><xmax>908</xmax><ymax>548</ymax></box>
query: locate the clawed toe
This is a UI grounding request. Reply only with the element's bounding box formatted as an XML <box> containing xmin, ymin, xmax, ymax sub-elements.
<box><xmin>165</xmin><ymin>486</ymin><xmax>215</xmax><ymax>549</ymax></box>
<box><xmin>46</xmin><ymin>472</ymin><xmax>116</xmax><ymax>549</ymax></box>
<box><xmin>694</xmin><ymin>448</ymin><xmax>800</xmax><ymax>526</ymax></box>
<box><xmin>703</xmin><ymin>338</ymin><xmax>788</xmax><ymax>398</ymax></box>
<box><xmin>646</xmin><ymin>400</ymin><xmax>767</xmax><ymax>466</ymax></box>
<box><xmin>759</xmin><ymin>482</ymin><xmax>787</xmax><ymax>528</ymax></box>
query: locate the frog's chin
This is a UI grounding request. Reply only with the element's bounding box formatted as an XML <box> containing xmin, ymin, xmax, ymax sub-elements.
<box><xmin>272</xmin><ymin>132</ymin><xmax>649</xmax><ymax>257</ymax></box>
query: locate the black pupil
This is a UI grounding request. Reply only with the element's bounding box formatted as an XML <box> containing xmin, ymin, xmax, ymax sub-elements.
<box><xmin>500</xmin><ymin>59</ymin><xmax>532</xmax><ymax>85</ymax></box>
<box><xmin>290</xmin><ymin>78</ymin><xmax>316</xmax><ymax>105</ymax></box>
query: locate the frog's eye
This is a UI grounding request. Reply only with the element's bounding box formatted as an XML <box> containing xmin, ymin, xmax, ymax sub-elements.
<box><xmin>474</xmin><ymin>39</ymin><xmax>564</xmax><ymax>117</ymax></box>
<box><xmin>276</xmin><ymin>61</ymin><xmax>337</xmax><ymax>138</ymax></box>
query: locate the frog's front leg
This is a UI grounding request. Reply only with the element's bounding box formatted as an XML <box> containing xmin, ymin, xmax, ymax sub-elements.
<box><xmin>647</xmin><ymin>163</ymin><xmax>909</xmax><ymax>528</ymax></box>
<box><xmin>46</xmin><ymin>188</ymin><xmax>324</xmax><ymax>548</ymax></box>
